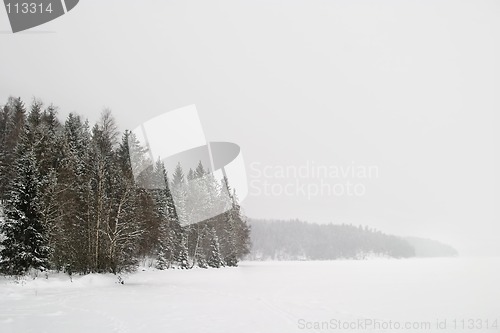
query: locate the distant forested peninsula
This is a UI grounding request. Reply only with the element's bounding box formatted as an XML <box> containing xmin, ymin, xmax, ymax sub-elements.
<box><xmin>247</xmin><ymin>219</ymin><xmax>458</xmax><ymax>260</ymax></box>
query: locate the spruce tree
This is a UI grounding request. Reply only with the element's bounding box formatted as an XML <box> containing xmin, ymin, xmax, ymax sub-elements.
<box><xmin>52</xmin><ymin>113</ymin><xmax>92</xmax><ymax>273</ymax></box>
<box><xmin>171</xmin><ymin>163</ymin><xmax>188</xmax><ymax>226</ymax></box>
<box><xmin>0</xmin><ymin>150</ymin><xmax>50</xmax><ymax>275</ymax></box>
<box><xmin>0</xmin><ymin>97</ymin><xmax>26</xmax><ymax>202</ymax></box>
<box><xmin>177</xmin><ymin>229</ymin><xmax>190</xmax><ymax>269</ymax></box>
<box><xmin>171</xmin><ymin>163</ymin><xmax>190</xmax><ymax>268</ymax></box>
<box><xmin>152</xmin><ymin>159</ymin><xmax>173</xmax><ymax>269</ymax></box>
<box><xmin>206</xmin><ymin>226</ymin><xmax>223</xmax><ymax>268</ymax></box>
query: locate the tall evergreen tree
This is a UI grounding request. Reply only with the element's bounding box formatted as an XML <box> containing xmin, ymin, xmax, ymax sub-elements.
<box><xmin>206</xmin><ymin>226</ymin><xmax>223</xmax><ymax>268</ymax></box>
<box><xmin>171</xmin><ymin>163</ymin><xmax>188</xmax><ymax>226</ymax></box>
<box><xmin>51</xmin><ymin>113</ymin><xmax>92</xmax><ymax>273</ymax></box>
<box><xmin>152</xmin><ymin>159</ymin><xmax>181</xmax><ymax>269</ymax></box>
<box><xmin>0</xmin><ymin>150</ymin><xmax>50</xmax><ymax>275</ymax></box>
<box><xmin>0</xmin><ymin>97</ymin><xmax>26</xmax><ymax>202</ymax></box>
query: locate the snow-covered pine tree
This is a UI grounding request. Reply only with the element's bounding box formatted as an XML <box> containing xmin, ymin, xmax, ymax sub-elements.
<box><xmin>206</xmin><ymin>226</ymin><xmax>223</xmax><ymax>268</ymax></box>
<box><xmin>164</xmin><ymin>174</ymin><xmax>182</xmax><ymax>268</ymax></box>
<box><xmin>171</xmin><ymin>163</ymin><xmax>190</xmax><ymax>268</ymax></box>
<box><xmin>212</xmin><ymin>177</ymin><xmax>239</xmax><ymax>266</ymax></box>
<box><xmin>0</xmin><ymin>97</ymin><xmax>26</xmax><ymax>203</ymax></box>
<box><xmin>188</xmin><ymin>161</ymin><xmax>217</xmax><ymax>268</ymax></box>
<box><xmin>38</xmin><ymin>104</ymin><xmax>62</xmax><ymax>173</ymax></box>
<box><xmin>185</xmin><ymin>163</ymin><xmax>204</xmax><ymax>265</ymax></box>
<box><xmin>171</xmin><ymin>163</ymin><xmax>188</xmax><ymax>227</ymax></box>
<box><xmin>177</xmin><ymin>229</ymin><xmax>190</xmax><ymax>269</ymax></box>
<box><xmin>25</xmin><ymin>99</ymin><xmax>42</xmax><ymax>144</ymax></box>
<box><xmin>22</xmin><ymin>101</ymin><xmax>63</xmax><ymax>271</ymax></box>
<box><xmin>0</xmin><ymin>149</ymin><xmax>50</xmax><ymax>275</ymax></box>
<box><xmin>220</xmin><ymin>177</ymin><xmax>251</xmax><ymax>265</ymax></box>
<box><xmin>51</xmin><ymin>113</ymin><xmax>93</xmax><ymax>273</ymax></box>
<box><xmin>152</xmin><ymin>159</ymin><xmax>176</xmax><ymax>269</ymax></box>
<box><xmin>230</xmin><ymin>201</ymin><xmax>251</xmax><ymax>261</ymax></box>
<box><xmin>155</xmin><ymin>244</ymin><xmax>169</xmax><ymax>270</ymax></box>
<box><xmin>221</xmin><ymin>207</ymin><xmax>239</xmax><ymax>267</ymax></box>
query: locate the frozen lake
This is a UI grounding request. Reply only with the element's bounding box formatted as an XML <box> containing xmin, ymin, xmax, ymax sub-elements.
<box><xmin>1</xmin><ymin>258</ymin><xmax>499</xmax><ymax>333</ymax></box>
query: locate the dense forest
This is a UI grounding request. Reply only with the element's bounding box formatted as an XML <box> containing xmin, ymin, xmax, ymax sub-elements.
<box><xmin>0</xmin><ymin>97</ymin><xmax>251</xmax><ymax>276</ymax></box>
<box><xmin>248</xmin><ymin>219</ymin><xmax>457</xmax><ymax>260</ymax></box>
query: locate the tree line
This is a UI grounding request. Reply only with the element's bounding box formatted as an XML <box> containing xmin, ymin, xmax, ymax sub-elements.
<box><xmin>248</xmin><ymin>219</ymin><xmax>416</xmax><ymax>260</ymax></box>
<box><xmin>0</xmin><ymin>97</ymin><xmax>251</xmax><ymax>275</ymax></box>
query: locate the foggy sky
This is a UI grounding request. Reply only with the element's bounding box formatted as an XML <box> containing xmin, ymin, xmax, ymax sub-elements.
<box><xmin>1</xmin><ymin>0</ymin><xmax>499</xmax><ymax>256</ymax></box>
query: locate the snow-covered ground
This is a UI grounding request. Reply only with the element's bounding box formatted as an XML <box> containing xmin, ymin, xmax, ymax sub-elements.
<box><xmin>1</xmin><ymin>258</ymin><xmax>499</xmax><ymax>333</ymax></box>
